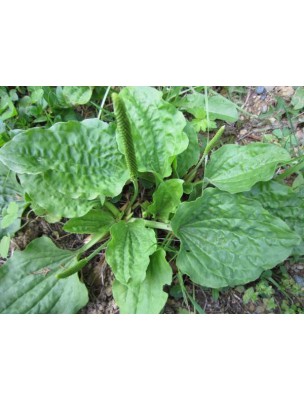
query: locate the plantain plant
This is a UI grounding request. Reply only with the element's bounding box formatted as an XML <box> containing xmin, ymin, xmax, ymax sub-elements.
<box><xmin>0</xmin><ymin>86</ymin><xmax>303</xmax><ymax>313</ymax></box>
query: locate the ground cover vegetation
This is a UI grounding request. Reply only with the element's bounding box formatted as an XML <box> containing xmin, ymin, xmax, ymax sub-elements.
<box><xmin>0</xmin><ymin>86</ymin><xmax>303</xmax><ymax>314</ymax></box>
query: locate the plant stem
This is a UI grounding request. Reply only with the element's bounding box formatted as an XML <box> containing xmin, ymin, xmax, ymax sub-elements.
<box><xmin>162</xmin><ymin>232</ymin><xmax>175</xmax><ymax>251</ymax></box>
<box><xmin>276</xmin><ymin>160</ymin><xmax>304</xmax><ymax>181</ymax></box>
<box><xmin>124</xmin><ymin>179</ymin><xmax>139</xmax><ymax>216</ymax></box>
<box><xmin>185</xmin><ymin>125</ymin><xmax>225</xmax><ymax>183</ymax></box>
<box><xmin>78</xmin><ymin>232</ymin><xmax>108</xmax><ymax>255</ymax></box>
<box><xmin>130</xmin><ymin>218</ymin><xmax>172</xmax><ymax>231</ymax></box>
<box><xmin>85</xmin><ymin>241</ymin><xmax>108</xmax><ymax>262</ymax></box>
<box><xmin>205</xmin><ymin>86</ymin><xmax>210</xmax><ymax>135</ymax></box>
<box><xmin>130</xmin><ymin>179</ymin><xmax>139</xmax><ymax>207</ymax></box>
<box><xmin>266</xmin><ymin>277</ymin><xmax>293</xmax><ymax>302</ymax></box>
<box><xmin>98</xmin><ymin>86</ymin><xmax>111</xmax><ymax>119</ymax></box>
<box><xmin>57</xmin><ymin>240</ymin><xmax>109</xmax><ymax>279</ymax></box>
<box><xmin>177</xmin><ymin>270</ymin><xmax>190</xmax><ymax>311</ymax></box>
<box><xmin>104</xmin><ymin>200</ymin><xmax>121</xmax><ymax>218</ymax></box>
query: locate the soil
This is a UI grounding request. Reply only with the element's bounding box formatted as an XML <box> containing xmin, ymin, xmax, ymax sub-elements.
<box><xmin>2</xmin><ymin>86</ymin><xmax>304</xmax><ymax>314</ymax></box>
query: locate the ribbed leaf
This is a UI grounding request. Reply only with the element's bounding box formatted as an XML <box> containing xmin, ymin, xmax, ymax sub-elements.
<box><xmin>63</xmin><ymin>209</ymin><xmax>115</xmax><ymax>234</ymax></box>
<box><xmin>147</xmin><ymin>179</ymin><xmax>184</xmax><ymax>222</ymax></box>
<box><xmin>106</xmin><ymin>219</ymin><xmax>157</xmax><ymax>285</ymax></box>
<box><xmin>0</xmin><ymin>162</ymin><xmax>25</xmax><ymax>239</ymax></box>
<box><xmin>244</xmin><ymin>180</ymin><xmax>304</xmax><ymax>256</ymax></box>
<box><xmin>19</xmin><ymin>173</ymin><xmax>100</xmax><ymax>221</ymax></box>
<box><xmin>0</xmin><ymin>119</ymin><xmax>130</xmax><ymax>217</ymax></box>
<box><xmin>113</xmin><ymin>249</ymin><xmax>172</xmax><ymax>314</ymax></box>
<box><xmin>205</xmin><ymin>143</ymin><xmax>290</xmax><ymax>193</ymax></box>
<box><xmin>117</xmin><ymin>87</ymin><xmax>188</xmax><ymax>178</ymax></box>
<box><xmin>171</xmin><ymin>188</ymin><xmax>300</xmax><ymax>288</ymax></box>
<box><xmin>0</xmin><ymin>237</ymin><xmax>88</xmax><ymax>314</ymax></box>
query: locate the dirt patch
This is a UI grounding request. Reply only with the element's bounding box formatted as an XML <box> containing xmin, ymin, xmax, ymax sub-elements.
<box><xmin>79</xmin><ymin>262</ymin><xmax>118</xmax><ymax>314</ymax></box>
<box><xmin>10</xmin><ymin>215</ymin><xmax>85</xmax><ymax>253</ymax></box>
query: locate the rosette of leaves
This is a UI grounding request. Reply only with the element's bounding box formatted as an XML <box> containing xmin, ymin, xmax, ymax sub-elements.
<box><xmin>0</xmin><ymin>86</ymin><xmax>302</xmax><ymax>314</ymax></box>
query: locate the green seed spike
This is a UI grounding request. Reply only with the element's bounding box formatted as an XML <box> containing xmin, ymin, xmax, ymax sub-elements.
<box><xmin>203</xmin><ymin>125</ymin><xmax>225</xmax><ymax>157</ymax></box>
<box><xmin>112</xmin><ymin>93</ymin><xmax>138</xmax><ymax>180</ymax></box>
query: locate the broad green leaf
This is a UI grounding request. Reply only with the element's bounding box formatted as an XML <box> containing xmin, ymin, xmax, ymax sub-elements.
<box><xmin>43</xmin><ymin>86</ymin><xmax>63</xmax><ymax>109</ymax></box>
<box><xmin>1</xmin><ymin>202</ymin><xmax>19</xmax><ymax>229</ymax></box>
<box><xmin>291</xmin><ymin>87</ymin><xmax>304</xmax><ymax>110</ymax></box>
<box><xmin>0</xmin><ymin>235</ymin><xmax>10</xmax><ymax>258</ymax></box>
<box><xmin>244</xmin><ymin>180</ymin><xmax>304</xmax><ymax>256</ymax></box>
<box><xmin>0</xmin><ymin>162</ymin><xmax>25</xmax><ymax>239</ymax></box>
<box><xmin>207</xmin><ymin>94</ymin><xmax>239</xmax><ymax>123</ymax></box>
<box><xmin>19</xmin><ymin>174</ymin><xmax>100</xmax><ymax>221</ymax></box>
<box><xmin>178</xmin><ymin>92</ymin><xmax>207</xmax><ymax>119</ymax></box>
<box><xmin>179</xmin><ymin>91</ymin><xmax>238</xmax><ymax>122</ymax></box>
<box><xmin>0</xmin><ymin>119</ymin><xmax>130</xmax><ymax>215</ymax></box>
<box><xmin>62</xmin><ymin>86</ymin><xmax>93</xmax><ymax>106</ymax></box>
<box><xmin>0</xmin><ymin>236</ymin><xmax>88</xmax><ymax>314</ymax></box>
<box><xmin>205</xmin><ymin>143</ymin><xmax>290</xmax><ymax>193</ymax></box>
<box><xmin>63</xmin><ymin>209</ymin><xmax>115</xmax><ymax>234</ymax></box>
<box><xmin>112</xmin><ymin>248</ymin><xmax>172</xmax><ymax>314</ymax></box>
<box><xmin>117</xmin><ymin>86</ymin><xmax>188</xmax><ymax>178</ymax></box>
<box><xmin>29</xmin><ymin>87</ymin><xmax>44</xmax><ymax>103</ymax></box>
<box><xmin>147</xmin><ymin>179</ymin><xmax>183</xmax><ymax>222</ymax></box>
<box><xmin>0</xmin><ymin>93</ymin><xmax>17</xmax><ymax>121</ymax></box>
<box><xmin>106</xmin><ymin>219</ymin><xmax>157</xmax><ymax>285</ymax></box>
<box><xmin>171</xmin><ymin>188</ymin><xmax>300</xmax><ymax>288</ymax></box>
<box><xmin>176</xmin><ymin>123</ymin><xmax>200</xmax><ymax>177</ymax></box>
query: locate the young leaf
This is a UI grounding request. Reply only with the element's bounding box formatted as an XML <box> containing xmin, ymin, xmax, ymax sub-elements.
<box><xmin>0</xmin><ymin>119</ymin><xmax>130</xmax><ymax>215</ymax></box>
<box><xmin>178</xmin><ymin>92</ymin><xmax>207</xmax><ymax>119</ymax></box>
<box><xmin>106</xmin><ymin>219</ymin><xmax>157</xmax><ymax>286</ymax></box>
<box><xmin>207</xmin><ymin>93</ymin><xmax>239</xmax><ymax>123</ymax></box>
<box><xmin>291</xmin><ymin>87</ymin><xmax>304</xmax><ymax>110</ymax></box>
<box><xmin>171</xmin><ymin>188</ymin><xmax>300</xmax><ymax>288</ymax></box>
<box><xmin>0</xmin><ymin>235</ymin><xmax>10</xmax><ymax>258</ymax></box>
<box><xmin>1</xmin><ymin>201</ymin><xmax>19</xmax><ymax>229</ymax></box>
<box><xmin>62</xmin><ymin>86</ymin><xmax>93</xmax><ymax>106</ymax></box>
<box><xmin>0</xmin><ymin>236</ymin><xmax>88</xmax><ymax>313</ymax></box>
<box><xmin>244</xmin><ymin>180</ymin><xmax>304</xmax><ymax>256</ymax></box>
<box><xmin>117</xmin><ymin>87</ymin><xmax>188</xmax><ymax>178</ymax></box>
<box><xmin>63</xmin><ymin>209</ymin><xmax>115</xmax><ymax>234</ymax></box>
<box><xmin>0</xmin><ymin>162</ymin><xmax>25</xmax><ymax>239</ymax></box>
<box><xmin>179</xmin><ymin>91</ymin><xmax>239</xmax><ymax>122</ymax></box>
<box><xmin>205</xmin><ymin>143</ymin><xmax>290</xmax><ymax>193</ymax></box>
<box><xmin>0</xmin><ymin>92</ymin><xmax>17</xmax><ymax>121</ymax></box>
<box><xmin>176</xmin><ymin>123</ymin><xmax>200</xmax><ymax>177</ymax></box>
<box><xmin>112</xmin><ymin>249</ymin><xmax>172</xmax><ymax>314</ymax></box>
<box><xmin>147</xmin><ymin>179</ymin><xmax>184</xmax><ymax>222</ymax></box>
<box><xmin>28</xmin><ymin>87</ymin><xmax>44</xmax><ymax>103</ymax></box>
<box><xmin>191</xmin><ymin>118</ymin><xmax>217</xmax><ymax>133</ymax></box>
